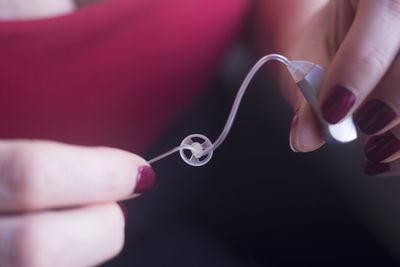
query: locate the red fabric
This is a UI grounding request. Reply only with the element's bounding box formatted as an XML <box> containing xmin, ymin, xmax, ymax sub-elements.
<box><xmin>0</xmin><ymin>0</ymin><xmax>249</xmax><ymax>153</ymax></box>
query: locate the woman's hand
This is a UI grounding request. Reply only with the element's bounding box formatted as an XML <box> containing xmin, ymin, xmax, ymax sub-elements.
<box><xmin>0</xmin><ymin>140</ymin><xmax>155</xmax><ymax>267</ymax></box>
<box><xmin>254</xmin><ymin>0</ymin><xmax>400</xmax><ymax>176</ymax></box>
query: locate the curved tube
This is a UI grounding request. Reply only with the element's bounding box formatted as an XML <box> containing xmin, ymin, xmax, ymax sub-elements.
<box><xmin>200</xmin><ymin>54</ymin><xmax>288</xmax><ymax>155</ymax></box>
<box><xmin>148</xmin><ymin>54</ymin><xmax>289</xmax><ymax>165</ymax></box>
<box><xmin>148</xmin><ymin>145</ymin><xmax>194</xmax><ymax>164</ymax></box>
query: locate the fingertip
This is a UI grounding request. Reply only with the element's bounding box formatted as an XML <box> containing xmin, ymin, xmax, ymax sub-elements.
<box><xmin>97</xmin><ymin>148</ymin><xmax>156</xmax><ymax>197</ymax></box>
<box><xmin>320</xmin><ymin>85</ymin><xmax>356</xmax><ymax>124</ymax></box>
<box><xmin>363</xmin><ymin>161</ymin><xmax>390</xmax><ymax>176</ymax></box>
<box><xmin>129</xmin><ymin>152</ymin><xmax>151</xmax><ymax>168</ymax></box>
<box><xmin>122</xmin><ymin>151</ymin><xmax>156</xmax><ymax>195</ymax></box>
<box><xmin>289</xmin><ymin>103</ymin><xmax>325</xmax><ymax>152</ymax></box>
<box><xmin>133</xmin><ymin>166</ymin><xmax>156</xmax><ymax>194</ymax></box>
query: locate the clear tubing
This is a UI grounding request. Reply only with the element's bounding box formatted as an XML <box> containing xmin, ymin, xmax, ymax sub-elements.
<box><xmin>148</xmin><ymin>54</ymin><xmax>289</xmax><ymax>164</ymax></box>
<box><xmin>148</xmin><ymin>145</ymin><xmax>194</xmax><ymax>164</ymax></box>
<box><xmin>199</xmin><ymin>54</ymin><xmax>289</xmax><ymax>156</ymax></box>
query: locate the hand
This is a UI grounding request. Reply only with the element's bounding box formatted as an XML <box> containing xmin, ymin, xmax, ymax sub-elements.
<box><xmin>0</xmin><ymin>140</ymin><xmax>155</xmax><ymax>267</ymax></box>
<box><xmin>254</xmin><ymin>0</ymin><xmax>400</xmax><ymax>176</ymax></box>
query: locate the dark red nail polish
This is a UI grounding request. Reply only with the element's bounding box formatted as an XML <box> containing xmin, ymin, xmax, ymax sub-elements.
<box><xmin>355</xmin><ymin>99</ymin><xmax>396</xmax><ymax>135</ymax></box>
<box><xmin>134</xmin><ymin>166</ymin><xmax>156</xmax><ymax>193</ymax></box>
<box><xmin>365</xmin><ymin>131</ymin><xmax>400</xmax><ymax>162</ymax></box>
<box><xmin>363</xmin><ymin>161</ymin><xmax>390</xmax><ymax>175</ymax></box>
<box><xmin>321</xmin><ymin>86</ymin><xmax>356</xmax><ymax>124</ymax></box>
<box><xmin>117</xmin><ymin>202</ymin><xmax>127</xmax><ymax>225</ymax></box>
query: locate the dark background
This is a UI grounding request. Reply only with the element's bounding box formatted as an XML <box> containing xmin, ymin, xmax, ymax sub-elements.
<box><xmin>103</xmin><ymin>46</ymin><xmax>400</xmax><ymax>267</ymax></box>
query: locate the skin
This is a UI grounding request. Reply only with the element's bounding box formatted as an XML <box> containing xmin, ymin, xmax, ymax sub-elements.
<box><xmin>0</xmin><ymin>1</ymin><xmax>150</xmax><ymax>266</ymax></box>
<box><xmin>254</xmin><ymin>0</ymin><xmax>400</xmax><ymax>175</ymax></box>
<box><xmin>1</xmin><ymin>0</ymin><xmax>400</xmax><ymax>266</ymax></box>
<box><xmin>0</xmin><ymin>1</ymin><xmax>146</xmax><ymax>265</ymax></box>
<box><xmin>0</xmin><ymin>140</ymin><xmax>149</xmax><ymax>267</ymax></box>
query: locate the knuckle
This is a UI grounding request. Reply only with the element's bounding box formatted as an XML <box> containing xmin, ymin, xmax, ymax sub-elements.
<box><xmin>371</xmin><ymin>0</ymin><xmax>400</xmax><ymax>21</ymax></box>
<box><xmin>355</xmin><ymin>47</ymin><xmax>388</xmax><ymax>76</ymax></box>
<box><xmin>369</xmin><ymin>53</ymin><xmax>387</xmax><ymax>74</ymax></box>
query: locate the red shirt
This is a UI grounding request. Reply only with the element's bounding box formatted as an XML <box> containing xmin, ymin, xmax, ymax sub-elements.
<box><xmin>0</xmin><ymin>0</ymin><xmax>249</xmax><ymax>153</ymax></box>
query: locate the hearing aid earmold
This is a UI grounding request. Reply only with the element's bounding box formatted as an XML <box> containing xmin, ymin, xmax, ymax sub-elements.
<box><xmin>179</xmin><ymin>134</ymin><xmax>213</xmax><ymax>166</ymax></box>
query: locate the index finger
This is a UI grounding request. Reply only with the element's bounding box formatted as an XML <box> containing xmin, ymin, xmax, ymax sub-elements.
<box><xmin>319</xmin><ymin>0</ymin><xmax>400</xmax><ymax>124</ymax></box>
<box><xmin>0</xmin><ymin>140</ymin><xmax>155</xmax><ymax>212</ymax></box>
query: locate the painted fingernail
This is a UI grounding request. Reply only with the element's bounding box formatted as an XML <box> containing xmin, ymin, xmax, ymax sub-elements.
<box><xmin>289</xmin><ymin>109</ymin><xmax>299</xmax><ymax>152</ymax></box>
<box><xmin>354</xmin><ymin>99</ymin><xmax>396</xmax><ymax>135</ymax></box>
<box><xmin>117</xmin><ymin>202</ymin><xmax>127</xmax><ymax>225</ymax></box>
<box><xmin>365</xmin><ymin>131</ymin><xmax>400</xmax><ymax>162</ymax></box>
<box><xmin>321</xmin><ymin>86</ymin><xmax>356</xmax><ymax>124</ymax></box>
<box><xmin>363</xmin><ymin>161</ymin><xmax>390</xmax><ymax>175</ymax></box>
<box><xmin>134</xmin><ymin>166</ymin><xmax>156</xmax><ymax>193</ymax></box>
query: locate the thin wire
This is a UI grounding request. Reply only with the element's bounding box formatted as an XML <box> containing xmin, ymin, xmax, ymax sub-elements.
<box><xmin>148</xmin><ymin>53</ymin><xmax>289</xmax><ymax>164</ymax></box>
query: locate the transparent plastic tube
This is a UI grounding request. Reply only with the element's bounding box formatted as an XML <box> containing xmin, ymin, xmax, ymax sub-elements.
<box><xmin>148</xmin><ymin>54</ymin><xmax>289</xmax><ymax>165</ymax></box>
<box><xmin>200</xmin><ymin>54</ymin><xmax>289</xmax><ymax>156</ymax></box>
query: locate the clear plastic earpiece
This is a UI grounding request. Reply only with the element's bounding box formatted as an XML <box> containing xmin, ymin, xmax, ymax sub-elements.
<box><xmin>179</xmin><ymin>134</ymin><xmax>213</xmax><ymax>166</ymax></box>
<box><xmin>148</xmin><ymin>53</ymin><xmax>357</xmax><ymax>166</ymax></box>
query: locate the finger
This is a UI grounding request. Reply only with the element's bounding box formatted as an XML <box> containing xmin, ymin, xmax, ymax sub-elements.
<box><xmin>363</xmin><ymin>161</ymin><xmax>391</xmax><ymax>176</ymax></box>
<box><xmin>354</xmin><ymin>56</ymin><xmax>400</xmax><ymax>135</ymax></box>
<box><xmin>319</xmin><ymin>0</ymin><xmax>400</xmax><ymax>124</ymax></box>
<box><xmin>0</xmin><ymin>140</ymin><xmax>155</xmax><ymax>212</ymax></box>
<box><xmin>363</xmin><ymin>157</ymin><xmax>400</xmax><ymax>177</ymax></box>
<box><xmin>0</xmin><ymin>203</ymin><xmax>125</xmax><ymax>267</ymax></box>
<box><xmin>364</xmin><ymin>126</ymin><xmax>400</xmax><ymax>163</ymax></box>
<box><xmin>289</xmin><ymin>100</ymin><xmax>325</xmax><ymax>152</ymax></box>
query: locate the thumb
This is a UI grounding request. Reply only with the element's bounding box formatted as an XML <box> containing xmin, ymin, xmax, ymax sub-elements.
<box><xmin>289</xmin><ymin>99</ymin><xmax>325</xmax><ymax>152</ymax></box>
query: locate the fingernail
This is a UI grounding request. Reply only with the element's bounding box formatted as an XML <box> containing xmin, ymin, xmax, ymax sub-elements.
<box><xmin>289</xmin><ymin>109</ymin><xmax>299</xmax><ymax>152</ymax></box>
<box><xmin>117</xmin><ymin>202</ymin><xmax>127</xmax><ymax>226</ymax></box>
<box><xmin>365</xmin><ymin>131</ymin><xmax>400</xmax><ymax>162</ymax></box>
<box><xmin>321</xmin><ymin>86</ymin><xmax>356</xmax><ymax>124</ymax></box>
<box><xmin>354</xmin><ymin>99</ymin><xmax>396</xmax><ymax>135</ymax></box>
<box><xmin>134</xmin><ymin>166</ymin><xmax>156</xmax><ymax>193</ymax></box>
<box><xmin>363</xmin><ymin>161</ymin><xmax>390</xmax><ymax>175</ymax></box>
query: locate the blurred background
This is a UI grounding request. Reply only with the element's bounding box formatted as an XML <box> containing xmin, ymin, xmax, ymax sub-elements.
<box><xmin>3</xmin><ymin>0</ymin><xmax>400</xmax><ymax>266</ymax></box>
<box><xmin>104</xmin><ymin>42</ymin><xmax>400</xmax><ymax>266</ymax></box>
